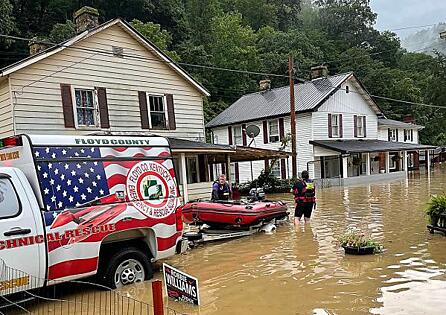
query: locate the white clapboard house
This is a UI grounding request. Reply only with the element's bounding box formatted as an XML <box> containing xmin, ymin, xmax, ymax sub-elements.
<box><xmin>0</xmin><ymin>7</ymin><xmax>286</xmax><ymax>201</ymax></box>
<box><xmin>207</xmin><ymin>68</ymin><xmax>435</xmax><ymax>186</ymax></box>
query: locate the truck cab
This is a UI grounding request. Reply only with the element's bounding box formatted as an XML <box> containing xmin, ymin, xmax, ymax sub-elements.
<box><xmin>0</xmin><ymin>134</ymin><xmax>185</xmax><ymax>294</ymax></box>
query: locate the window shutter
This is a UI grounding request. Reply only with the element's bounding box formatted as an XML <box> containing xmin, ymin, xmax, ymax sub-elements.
<box><xmin>242</xmin><ymin>124</ymin><xmax>247</xmax><ymax>146</ymax></box>
<box><xmin>396</xmin><ymin>129</ymin><xmax>399</xmax><ymax>142</ymax></box>
<box><xmin>165</xmin><ymin>94</ymin><xmax>176</xmax><ymax>130</ymax></box>
<box><xmin>96</xmin><ymin>87</ymin><xmax>109</xmax><ymax>129</ymax></box>
<box><xmin>263</xmin><ymin>121</ymin><xmax>268</xmax><ymax>144</ymax></box>
<box><xmin>279</xmin><ymin>118</ymin><xmax>285</xmax><ymax>141</ymax></box>
<box><xmin>264</xmin><ymin>159</ymin><xmax>269</xmax><ymax>171</ymax></box>
<box><xmin>328</xmin><ymin>114</ymin><xmax>332</xmax><ymax>138</ymax></box>
<box><xmin>235</xmin><ymin>162</ymin><xmax>240</xmax><ymax>183</ymax></box>
<box><xmin>60</xmin><ymin>84</ymin><xmax>75</xmax><ymax>128</ymax></box>
<box><xmin>228</xmin><ymin>126</ymin><xmax>233</xmax><ymax>145</ymax></box>
<box><xmin>410</xmin><ymin>129</ymin><xmax>413</xmax><ymax>141</ymax></box>
<box><xmin>138</xmin><ymin>91</ymin><xmax>149</xmax><ymax>129</ymax></box>
<box><xmin>221</xmin><ymin>163</ymin><xmax>226</xmax><ymax>175</ymax></box>
<box><xmin>388</xmin><ymin>128</ymin><xmax>391</xmax><ymax>141</ymax></box>
<box><xmin>339</xmin><ymin>114</ymin><xmax>343</xmax><ymax>138</ymax></box>
<box><xmin>353</xmin><ymin>115</ymin><xmax>358</xmax><ymax>137</ymax></box>
<box><xmin>363</xmin><ymin>116</ymin><xmax>367</xmax><ymax>138</ymax></box>
<box><xmin>280</xmin><ymin>159</ymin><xmax>286</xmax><ymax>179</ymax></box>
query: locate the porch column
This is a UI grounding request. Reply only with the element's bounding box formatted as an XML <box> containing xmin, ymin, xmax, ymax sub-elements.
<box><xmin>180</xmin><ymin>153</ymin><xmax>188</xmax><ymax>203</ymax></box>
<box><xmin>403</xmin><ymin>151</ymin><xmax>408</xmax><ymax>172</ymax></box>
<box><xmin>366</xmin><ymin>153</ymin><xmax>371</xmax><ymax>176</ymax></box>
<box><xmin>385</xmin><ymin>152</ymin><xmax>390</xmax><ymax>173</ymax></box>
<box><xmin>427</xmin><ymin>150</ymin><xmax>431</xmax><ymax>173</ymax></box>
<box><xmin>342</xmin><ymin>156</ymin><xmax>348</xmax><ymax>178</ymax></box>
<box><xmin>226</xmin><ymin>154</ymin><xmax>231</xmax><ymax>182</ymax></box>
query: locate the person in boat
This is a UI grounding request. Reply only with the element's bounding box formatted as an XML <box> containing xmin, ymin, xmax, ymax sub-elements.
<box><xmin>292</xmin><ymin>170</ymin><xmax>316</xmax><ymax>224</ymax></box>
<box><xmin>211</xmin><ymin>174</ymin><xmax>232</xmax><ymax>201</ymax></box>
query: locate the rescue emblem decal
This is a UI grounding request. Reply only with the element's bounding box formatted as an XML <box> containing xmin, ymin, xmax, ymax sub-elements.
<box><xmin>126</xmin><ymin>161</ymin><xmax>178</xmax><ymax>219</ymax></box>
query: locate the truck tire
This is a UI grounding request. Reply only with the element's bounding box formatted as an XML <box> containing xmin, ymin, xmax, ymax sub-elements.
<box><xmin>100</xmin><ymin>247</ymin><xmax>153</xmax><ymax>289</ymax></box>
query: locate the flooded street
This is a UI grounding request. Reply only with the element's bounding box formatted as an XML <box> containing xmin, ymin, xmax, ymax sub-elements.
<box><xmin>25</xmin><ymin>167</ymin><xmax>446</xmax><ymax>315</ymax></box>
<box><xmin>157</xmin><ymin>167</ymin><xmax>446</xmax><ymax>315</ymax></box>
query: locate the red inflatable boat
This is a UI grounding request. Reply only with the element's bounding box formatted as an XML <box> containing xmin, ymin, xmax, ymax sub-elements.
<box><xmin>181</xmin><ymin>200</ymin><xmax>289</xmax><ymax>228</ymax></box>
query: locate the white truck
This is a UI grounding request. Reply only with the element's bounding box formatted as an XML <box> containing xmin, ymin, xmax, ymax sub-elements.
<box><xmin>0</xmin><ymin>134</ymin><xmax>186</xmax><ymax>295</ymax></box>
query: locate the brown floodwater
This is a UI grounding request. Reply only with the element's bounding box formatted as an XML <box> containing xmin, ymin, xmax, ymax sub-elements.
<box><xmin>18</xmin><ymin>167</ymin><xmax>446</xmax><ymax>314</ymax></box>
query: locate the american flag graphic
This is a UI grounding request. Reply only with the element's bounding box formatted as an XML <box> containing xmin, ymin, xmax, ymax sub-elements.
<box><xmin>33</xmin><ymin>146</ymin><xmax>171</xmax><ymax>212</ymax></box>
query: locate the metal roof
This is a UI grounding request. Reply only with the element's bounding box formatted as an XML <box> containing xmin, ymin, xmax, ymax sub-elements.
<box><xmin>206</xmin><ymin>73</ymin><xmax>353</xmax><ymax>128</ymax></box>
<box><xmin>310</xmin><ymin>139</ymin><xmax>436</xmax><ymax>154</ymax></box>
<box><xmin>378</xmin><ymin>118</ymin><xmax>424</xmax><ymax>130</ymax></box>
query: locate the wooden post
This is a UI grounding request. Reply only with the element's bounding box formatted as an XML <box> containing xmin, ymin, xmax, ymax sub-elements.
<box><xmin>152</xmin><ymin>280</ymin><xmax>164</xmax><ymax>315</ymax></box>
<box><xmin>180</xmin><ymin>153</ymin><xmax>188</xmax><ymax>203</ymax></box>
<box><xmin>427</xmin><ymin>150</ymin><xmax>431</xmax><ymax>173</ymax></box>
<box><xmin>289</xmin><ymin>55</ymin><xmax>297</xmax><ymax>178</ymax></box>
<box><xmin>366</xmin><ymin>153</ymin><xmax>371</xmax><ymax>175</ymax></box>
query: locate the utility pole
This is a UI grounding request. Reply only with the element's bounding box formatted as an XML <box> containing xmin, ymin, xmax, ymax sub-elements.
<box><xmin>288</xmin><ymin>55</ymin><xmax>297</xmax><ymax>179</ymax></box>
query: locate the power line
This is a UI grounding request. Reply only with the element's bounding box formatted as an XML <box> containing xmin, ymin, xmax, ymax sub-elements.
<box><xmin>389</xmin><ymin>24</ymin><xmax>437</xmax><ymax>32</ymax></box>
<box><xmin>1</xmin><ymin>34</ymin><xmax>445</xmax><ymax>111</ymax></box>
<box><xmin>0</xmin><ymin>34</ymin><xmax>294</xmax><ymax>80</ymax></box>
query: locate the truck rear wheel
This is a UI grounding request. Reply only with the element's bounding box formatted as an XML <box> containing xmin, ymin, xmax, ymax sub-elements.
<box><xmin>100</xmin><ymin>247</ymin><xmax>153</xmax><ymax>289</ymax></box>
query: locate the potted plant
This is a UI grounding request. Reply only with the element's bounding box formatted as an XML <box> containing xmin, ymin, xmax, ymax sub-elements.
<box><xmin>338</xmin><ymin>229</ymin><xmax>382</xmax><ymax>255</ymax></box>
<box><xmin>425</xmin><ymin>194</ymin><xmax>446</xmax><ymax>227</ymax></box>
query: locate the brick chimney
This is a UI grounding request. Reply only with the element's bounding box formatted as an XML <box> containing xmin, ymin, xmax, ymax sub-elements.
<box><xmin>403</xmin><ymin>115</ymin><xmax>415</xmax><ymax>124</ymax></box>
<box><xmin>74</xmin><ymin>6</ymin><xmax>99</xmax><ymax>34</ymax></box>
<box><xmin>28</xmin><ymin>37</ymin><xmax>51</xmax><ymax>55</ymax></box>
<box><xmin>259</xmin><ymin>79</ymin><xmax>271</xmax><ymax>91</ymax></box>
<box><xmin>310</xmin><ymin>65</ymin><xmax>329</xmax><ymax>80</ymax></box>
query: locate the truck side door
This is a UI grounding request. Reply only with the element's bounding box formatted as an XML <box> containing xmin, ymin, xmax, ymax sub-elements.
<box><xmin>0</xmin><ymin>168</ymin><xmax>46</xmax><ymax>295</ymax></box>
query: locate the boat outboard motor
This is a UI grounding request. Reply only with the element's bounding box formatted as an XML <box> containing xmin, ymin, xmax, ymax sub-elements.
<box><xmin>248</xmin><ymin>188</ymin><xmax>265</xmax><ymax>202</ymax></box>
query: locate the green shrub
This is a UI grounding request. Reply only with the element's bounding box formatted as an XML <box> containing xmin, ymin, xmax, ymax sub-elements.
<box><xmin>425</xmin><ymin>194</ymin><xmax>446</xmax><ymax>225</ymax></box>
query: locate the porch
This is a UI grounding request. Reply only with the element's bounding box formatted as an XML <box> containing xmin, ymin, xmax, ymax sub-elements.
<box><xmin>169</xmin><ymin>138</ymin><xmax>288</xmax><ymax>203</ymax></box>
<box><xmin>309</xmin><ymin>140</ymin><xmax>436</xmax><ymax>186</ymax></box>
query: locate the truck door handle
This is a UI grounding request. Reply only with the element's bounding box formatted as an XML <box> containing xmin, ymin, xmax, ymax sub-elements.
<box><xmin>4</xmin><ymin>228</ymin><xmax>32</xmax><ymax>236</ymax></box>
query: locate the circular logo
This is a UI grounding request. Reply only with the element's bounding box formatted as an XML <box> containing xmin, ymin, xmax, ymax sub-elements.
<box><xmin>126</xmin><ymin>161</ymin><xmax>178</xmax><ymax>219</ymax></box>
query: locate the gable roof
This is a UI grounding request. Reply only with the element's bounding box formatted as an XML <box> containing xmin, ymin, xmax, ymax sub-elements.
<box><xmin>0</xmin><ymin>18</ymin><xmax>210</xmax><ymax>96</ymax></box>
<box><xmin>206</xmin><ymin>73</ymin><xmax>382</xmax><ymax>128</ymax></box>
<box><xmin>378</xmin><ymin>118</ymin><xmax>424</xmax><ymax>130</ymax></box>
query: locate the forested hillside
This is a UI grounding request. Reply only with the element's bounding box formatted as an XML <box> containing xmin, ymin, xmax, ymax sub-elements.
<box><xmin>0</xmin><ymin>0</ymin><xmax>445</xmax><ymax>145</ymax></box>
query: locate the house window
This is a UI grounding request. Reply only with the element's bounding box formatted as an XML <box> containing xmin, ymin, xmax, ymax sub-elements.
<box><xmin>233</xmin><ymin>126</ymin><xmax>242</xmax><ymax>145</ymax></box>
<box><xmin>356</xmin><ymin>116</ymin><xmax>365</xmax><ymax>137</ymax></box>
<box><xmin>213</xmin><ymin>134</ymin><xmax>218</xmax><ymax>144</ymax></box>
<box><xmin>404</xmin><ymin>129</ymin><xmax>413</xmax><ymax>142</ymax></box>
<box><xmin>268</xmin><ymin>120</ymin><xmax>280</xmax><ymax>143</ymax></box>
<box><xmin>345</xmin><ymin>86</ymin><xmax>350</xmax><ymax>94</ymax></box>
<box><xmin>75</xmin><ymin>89</ymin><xmax>98</xmax><ymax>127</ymax></box>
<box><xmin>389</xmin><ymin>129</ymin><xmax>397</xmax><ymax>142</ymax></box>
<box><xmin>148</xmin><ymin>95</ymin><xmax>167</xmax><ymax>129</ymax></box>
<box><xmin>186</xmin><ymin>156</ymin><xmax>199</xmax><ymax>184</ymax></box>
<box><xmin>331</xmin><ymin>114</ymin><xmax>341</xmax><ymax>137</ymax></box>
<box><xmin>270</xmin><ymin>161</ymin><xmax>281</xmax><ymax>178</ymax></box>
<box><xmin>0</xmin><ymin>178</ymin><xmax>20</xmax><ymax>219</ymax></box>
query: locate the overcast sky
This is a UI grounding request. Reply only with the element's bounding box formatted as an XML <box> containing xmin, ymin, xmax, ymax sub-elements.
<box><xmin>370</xmin><ymin>0</ymin><xmax>446</xmax><ymax>38</ymax></box>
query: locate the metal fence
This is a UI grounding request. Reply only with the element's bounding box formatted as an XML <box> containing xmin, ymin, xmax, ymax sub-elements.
<box><xmin>0</xmin><ymin>260</ymin><xmax>185</xmax><ymax>315</ymax></box>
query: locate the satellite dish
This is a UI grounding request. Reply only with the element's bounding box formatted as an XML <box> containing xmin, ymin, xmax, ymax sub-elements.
<box><xmin>245</xmin><ymin>125</ymin><xmax>260</xmax><ymax>138</ymax></box>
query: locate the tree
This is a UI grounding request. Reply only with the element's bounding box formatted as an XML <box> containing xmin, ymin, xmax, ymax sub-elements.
<box><xmin>316</xmin><ymin>0</ymin><xmax>377</xmax><ymax>46</ymax></box>
<box><xmin>130</xmin><ymin>19</ymin><xmax>180</xmax><ymax>61</ymax></box>
<box><xmin>0</xmin><ymin>0</ymin><xmax>15</xmax><ymax>46</ymax></box>
<box><xmin>48</xmin><ymin>20</ymin><xmax>76</xmax><ymax>43</ymax></box>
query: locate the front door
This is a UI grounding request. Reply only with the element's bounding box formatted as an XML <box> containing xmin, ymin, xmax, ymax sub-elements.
<box><xmin>0</xmin><ymin>169</ymin><xmax>45</xmax><ymax>295</ymax></box>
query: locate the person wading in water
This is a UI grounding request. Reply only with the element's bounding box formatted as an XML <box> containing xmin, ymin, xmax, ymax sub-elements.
<box><xmin>292</xmin><ymin>170</ymin><xmax>316</xmax><ymax>224</ymax></box>
<box><xmin>211</xmin><ymin>174</ymin><xmax>232</xmax><ymax>201</ymax></box>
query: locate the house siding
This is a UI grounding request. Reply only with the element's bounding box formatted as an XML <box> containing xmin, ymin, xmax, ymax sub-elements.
<box><xmin>8</xmin><ymin>24</ymin><xmax>205</xmax><ymax>141</ymax></box>
<box><xmin>211</xmin><ymin>112</ymin><xmax>314</xmax><ymax>182</ymax></box>
<box><xmin>314</xmin><ymin>81</ymin><xmax>378</xmax><ymax>140</ymax></box>
<box><xmin>0</xmin><ymin>78</ymin><xmax>13</xmax><ymax>137</ymax></box>
<box><xmin>378</xmin><ymin>127</ymin><xmax>419</xmax><ymax>144</ymax></box>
